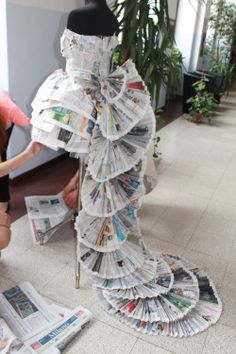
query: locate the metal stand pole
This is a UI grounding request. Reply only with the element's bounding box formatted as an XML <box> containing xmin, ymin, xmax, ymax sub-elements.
<box><xmin>75</xmin><ymin>161</ymin><xmax>86</xmax><ymax>289</ymax></box>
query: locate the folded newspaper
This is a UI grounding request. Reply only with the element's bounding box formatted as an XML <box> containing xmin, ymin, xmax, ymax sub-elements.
<box><xmin>0</xmin><ymin>282</ymin><xmax>92</xmax><ymax>354</ymax></box>
<box><xmin>25</xmin><ymin>194</ymin><xmax>73</xmax><ymax>245</ymax></box>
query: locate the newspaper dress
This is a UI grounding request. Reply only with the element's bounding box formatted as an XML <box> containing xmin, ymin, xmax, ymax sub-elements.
<box><xmin>31</xmin><ymin>29</ymin><xmax>222</xmax><ymax>337</ymax></box>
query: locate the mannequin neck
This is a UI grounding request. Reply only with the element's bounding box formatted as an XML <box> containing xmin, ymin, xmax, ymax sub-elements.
<box><xmin>85</xmin><ymin>0</ymin><xmax>107</xmax><ymax>6</ymax></box>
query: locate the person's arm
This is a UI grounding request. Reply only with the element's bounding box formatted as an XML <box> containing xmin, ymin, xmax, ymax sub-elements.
<box><xmin>9</xmin><ymin>102</ymin><xmax>30</xmax><ymax>126</ymax></box>
<box><xmin>0</xmin><ymin>90</ymin><xmax>30</xmax><ymax>126</ymax></box>
<box><xmin>0</xmin><ymin>141</ymin><xmax>43</xmax><ymax>177</ymax></box>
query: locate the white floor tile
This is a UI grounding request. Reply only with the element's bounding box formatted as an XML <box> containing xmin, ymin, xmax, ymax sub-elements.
<box><xmin>130</xmin><ymin>339</ymin><xmax>172</xmax><ymax>354</ymax></box>
<box><xmin>139</xmin><ymin>331</ymin><xmax>207</xmax><ymax>354</ymax></box>
<box><xmin>186</xmin><ymin>229</ymin><xmax>234</xmax><ymax>261</ymax></box>
<box><xmin>65</xmin><ymin>320</ymin><xmax>137</xmax><ymax>354</ymax></box>
<box><xmin>218</xmin><ymin>287</ymin><xmax>236</xmax><ymax>328</ymax></box>
<box><xmin>0</xmin><ymin>248</ymin><xmax>67</xmax><ymax>290</ymax></box>
<box><xmin>202</xmin><ymin>324</ymin><xmax>236</xmax><ymax>354</ymax></box>
<box><xmin>0</xmin><ymin>276</ymin><xmax>17</xmax><ymax>292</ymax></box>
<box><xmin>40</xmin><ymin>264</ymin><xmax>94</xmax><ymax>310</ymax></box>
<box><xmin>222</xmin><ymin>259</ymin><xmax>236</xmax><ymax>292</ymax></box>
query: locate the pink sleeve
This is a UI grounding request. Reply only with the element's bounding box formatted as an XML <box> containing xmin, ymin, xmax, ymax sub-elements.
<box><xmin>9</xmin><ymin>103</ymin><xmax>30</xmax><ymax>126</ymax></box>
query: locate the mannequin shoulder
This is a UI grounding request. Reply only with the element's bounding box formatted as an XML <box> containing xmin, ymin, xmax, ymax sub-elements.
<box><xmin>68</xmin><ymin>7</ymin><xmax>95</xmax><ymax>20</ymax></box>
<box><xmin>67</xmin><ymin>6</ymin><xmax>119</xmax><ymax>36</ymax></box>
<box><xmin>67</xmin><ymin>8</ymin><xmax>96</xmax><ymax>31</ymax></box>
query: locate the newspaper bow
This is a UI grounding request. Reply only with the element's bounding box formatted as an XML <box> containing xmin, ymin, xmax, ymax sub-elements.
<box><xmin>84</xmin><ymin>59</ymin><xmax>150</xmax><ymax>141</ymax></box>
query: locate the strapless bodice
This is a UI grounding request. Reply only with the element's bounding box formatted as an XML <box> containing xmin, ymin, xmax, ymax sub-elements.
<box><xmin>61</xmin><ymin>28</ymin><xmax>118</xmax><ymax>79</ymax></box>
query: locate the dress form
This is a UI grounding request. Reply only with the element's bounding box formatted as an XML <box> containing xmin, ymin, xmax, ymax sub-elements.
<box><xmin>67</xmin><ymin>0</ymin><xmax>119</xmax><ymax>36</ymax></box>
<box><xmin>30</xmin><ymin>0</ymin><xmax>222</xmax><ymax>334</ymax></box>
<box><xmin>66</xmin><ymin>0</ymin><xmax>119</xmax><ymax>288</ymax></box>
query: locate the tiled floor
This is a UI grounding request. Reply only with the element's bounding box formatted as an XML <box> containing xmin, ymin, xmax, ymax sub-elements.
<box><xmin>1</xmin><ymin>92</ymin><xmax>236</xmax><ymax>353</ymax></box>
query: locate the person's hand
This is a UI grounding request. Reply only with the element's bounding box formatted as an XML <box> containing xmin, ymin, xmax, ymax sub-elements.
<box><xmin>25</xmin><ymin>141</ymin><xmax>44</xmax><ymax>157</ymax></box>
<box><xmin>0</xmin><ymin>212</ymin><xmax>11</xmax><ymax>227</ymax></box>
<box><xmin>62</xmin><ymin>171</ymin><xmax>79</xmax><ymax>196</ymax></box>
<box><xmin>63</xmin><ymin>189</ymin><xmax>79</xmax><ymax>209</ymax></box>
<box><xmin>62</xmin><ymin>171</ymin><xmax>80</xmax><ymax>209</ymax></box>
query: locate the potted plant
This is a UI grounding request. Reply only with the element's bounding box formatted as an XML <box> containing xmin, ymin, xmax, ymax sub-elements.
<box><xmin>186</xmin><ymin>79</ymin><xmax>217</xmax><ymax>124</ymax></box>
<box><xmin>201</xmin><ymin>0</ymin><xmax>236</xmax><ymax>95</ymax></box>
<box><xmin>112</xmin><ymin>0</ymin><xmax>183</xmax><ymax>113</ymax></box>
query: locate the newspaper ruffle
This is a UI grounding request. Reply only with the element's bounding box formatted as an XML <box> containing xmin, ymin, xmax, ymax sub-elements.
<box><xmin>79</xmin><ymin>238</ymin><xmax>145</xmax><ymax>279</ymax></box>
<box><xmin>92</xmin><ymin>252</ymin><xmax>160</xmax><ymax>290</ymax></box>
<box><xmin>101</xmin><ymin>256</ymin><xmax>199</xmax><ymax>323</ymax></box>
<box><xmin>31</xmin><ymin>69</ymin><xmax>97</xmax><ymax>155</ymax></box>
<box><xmin>81</xmin><ymin>161</ymin><xmax>144</xmax><ymax>217</ymax></box>
<box><xmin>76</xmin><ymin>198</ymin><xmax>139</xmax><ymax>252</ymax></box>
<box><xmin>32</xmin><ymin>106</ymin><xmax>95</xmax><ymax>140</ymax></box>
<box><xmin>87</xmin><ymin>109</ymin><xmax>155</xmax><ymax>182</ymax></box>
<box><xmin>96</xmin><ymin>60</ymin><xmax>151</xmax><ymax>140</ymax></box>
<box><xmin>32</xmin><ymin>70</ymin><xmax>96</xmax><ymax>119</ymax></box>
<box><xmin>95</xmin><ymin>254</ymin><xmax>221</xmax><ymax>337</ymax></box>
<box><xmin>31</xmin><ymin>125</ymin><xmax>90</xmax><ymax>153</ymax></box>
<box><xmin>103</xmin><ymin>254</ymin><xmax>174</xmax><ymax>299</ymax></box>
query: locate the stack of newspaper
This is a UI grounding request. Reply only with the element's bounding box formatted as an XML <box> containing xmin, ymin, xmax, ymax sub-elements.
<box><xmin>25</xmin><ymin>194</ymin><xmax>73</xmax><ymax>245</ymax></box>
<box><xmin>0</xmin><ymin>282</ymin><xmax>92</xmax><ymax>353</ymax></box>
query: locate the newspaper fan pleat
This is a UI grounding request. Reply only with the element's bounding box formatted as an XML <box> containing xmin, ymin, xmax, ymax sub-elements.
<box><xmin>32</xmin><ymin>69</ymin><xmax>96</xmax><ymax>119</ymax></box>
<box><xmin>79</xmin><ymin>240</ymin><xmax>145</xmax><ymax>279</ymax></box>
<box><xmin>102</xmin><ymin>256</ymin><xmax>199</xmax><ymax>323</ymax></box>
<box><xmin>103</xmin><ymin>254</ymin><xmax>174</xmax><ymax>299</ymax></box>
<box><xmin>31</xmin><ymin>125</ymin><xmax>90</xmax><ymax>154</ymax></box>
<box><xmin>95</xmin><ymin>254</ymin><xmax>222</xmax><ymax>337</ymax></box>
<box><xmin>97</xmin><ymin>59</ymin><xmax>151</xmax><ymax>140</ymax></box>
<box><xmin>76</xmin><ymin>200</ymin><xmax>139</xmax><ymax>252</ymax></box>
<box><xmin>81</xmin><ymin>161</ymin><xmax>144</xmax><ymax>217</ymax></box>
<box><xmin>87</xmin><ymin>109</ymin><xmax>155</xmax><ymax>182</ymax></box>
<box><xmin>92</xmin><ymin>252</ymin><xmax>160</xmax><ymax>290</ymax></box>
<box><xmin>31</xmin><ymin>69</ymin><xmax>96</xmax><ymax>154</ymax></box>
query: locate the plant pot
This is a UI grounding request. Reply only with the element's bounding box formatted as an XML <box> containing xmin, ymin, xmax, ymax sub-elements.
<box><xmin>183</xmin><ymin>73</ymin><xmax>214</xmax><ymax>113</ymax></box>
<box><xmin>193</xmin><ymin>111</ymin><xmax>202</xmax><ymax>123</ymax></box>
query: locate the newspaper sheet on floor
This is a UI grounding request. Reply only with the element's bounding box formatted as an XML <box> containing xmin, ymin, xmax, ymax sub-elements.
<box><xmin>0</xmin><ymin>318</ymin><xmax>34</xmax><ymax>354</ymax></box>
<box><xmin>26</xmin><ymin>305</ymin><xmax>92</xmax><ymax>354</ymax></box>
<box><xmin>25</xmin><ymin>194</ymin><xmax>73</xmax><ymax>245</ymax></box>
<box><xmin>0</xmin><ymin>282</ymin><xmax>61</xmax><ymax>343</ymax></box>
<box><xmin>0</xmin><ymin>283</ymin><xmax>92</xmax><ymax>354</ymax></box>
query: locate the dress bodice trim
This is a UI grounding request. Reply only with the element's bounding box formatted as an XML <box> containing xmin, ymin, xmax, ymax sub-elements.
<box><xmin>61</xmin><ymin>28</ymin><xmax>118</xmax><ymax>57</ymax></box>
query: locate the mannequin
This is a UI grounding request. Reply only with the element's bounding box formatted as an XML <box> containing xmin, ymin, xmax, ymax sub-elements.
<box><xmin>67</xmin><ymin>0</ymin><xmax>119</xmax><ymax>36</ymax></box>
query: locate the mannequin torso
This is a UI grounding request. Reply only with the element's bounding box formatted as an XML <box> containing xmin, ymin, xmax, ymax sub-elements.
<box><xmin>67</xmin><ymin>0</ymin><xmax>119</xmax><ymax>36</ymax></box>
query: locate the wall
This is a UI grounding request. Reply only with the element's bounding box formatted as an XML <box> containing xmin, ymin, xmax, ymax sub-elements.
<box><xmin>5</xmin><ymin>0</ymin><xmax>83</xmax><ymax>177</ymax></box>
<box><xmin>168</xmin><ymin>0</ymin><xmax>179</xmax><ymax>20</ymax></box>
<box><xmin>8</xmin><ymin>0</ymin><xmax>83</xmax><ymax>11</ymax></box>
<box><xmin>0</xmin><ymin>0</ymin><xmax>9</xmax><ymax>90</ymax></box>
<box><xmin>175</xmin><ymin>0</ymin><xmax>208</xmax><ymax>73</ymax></box>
